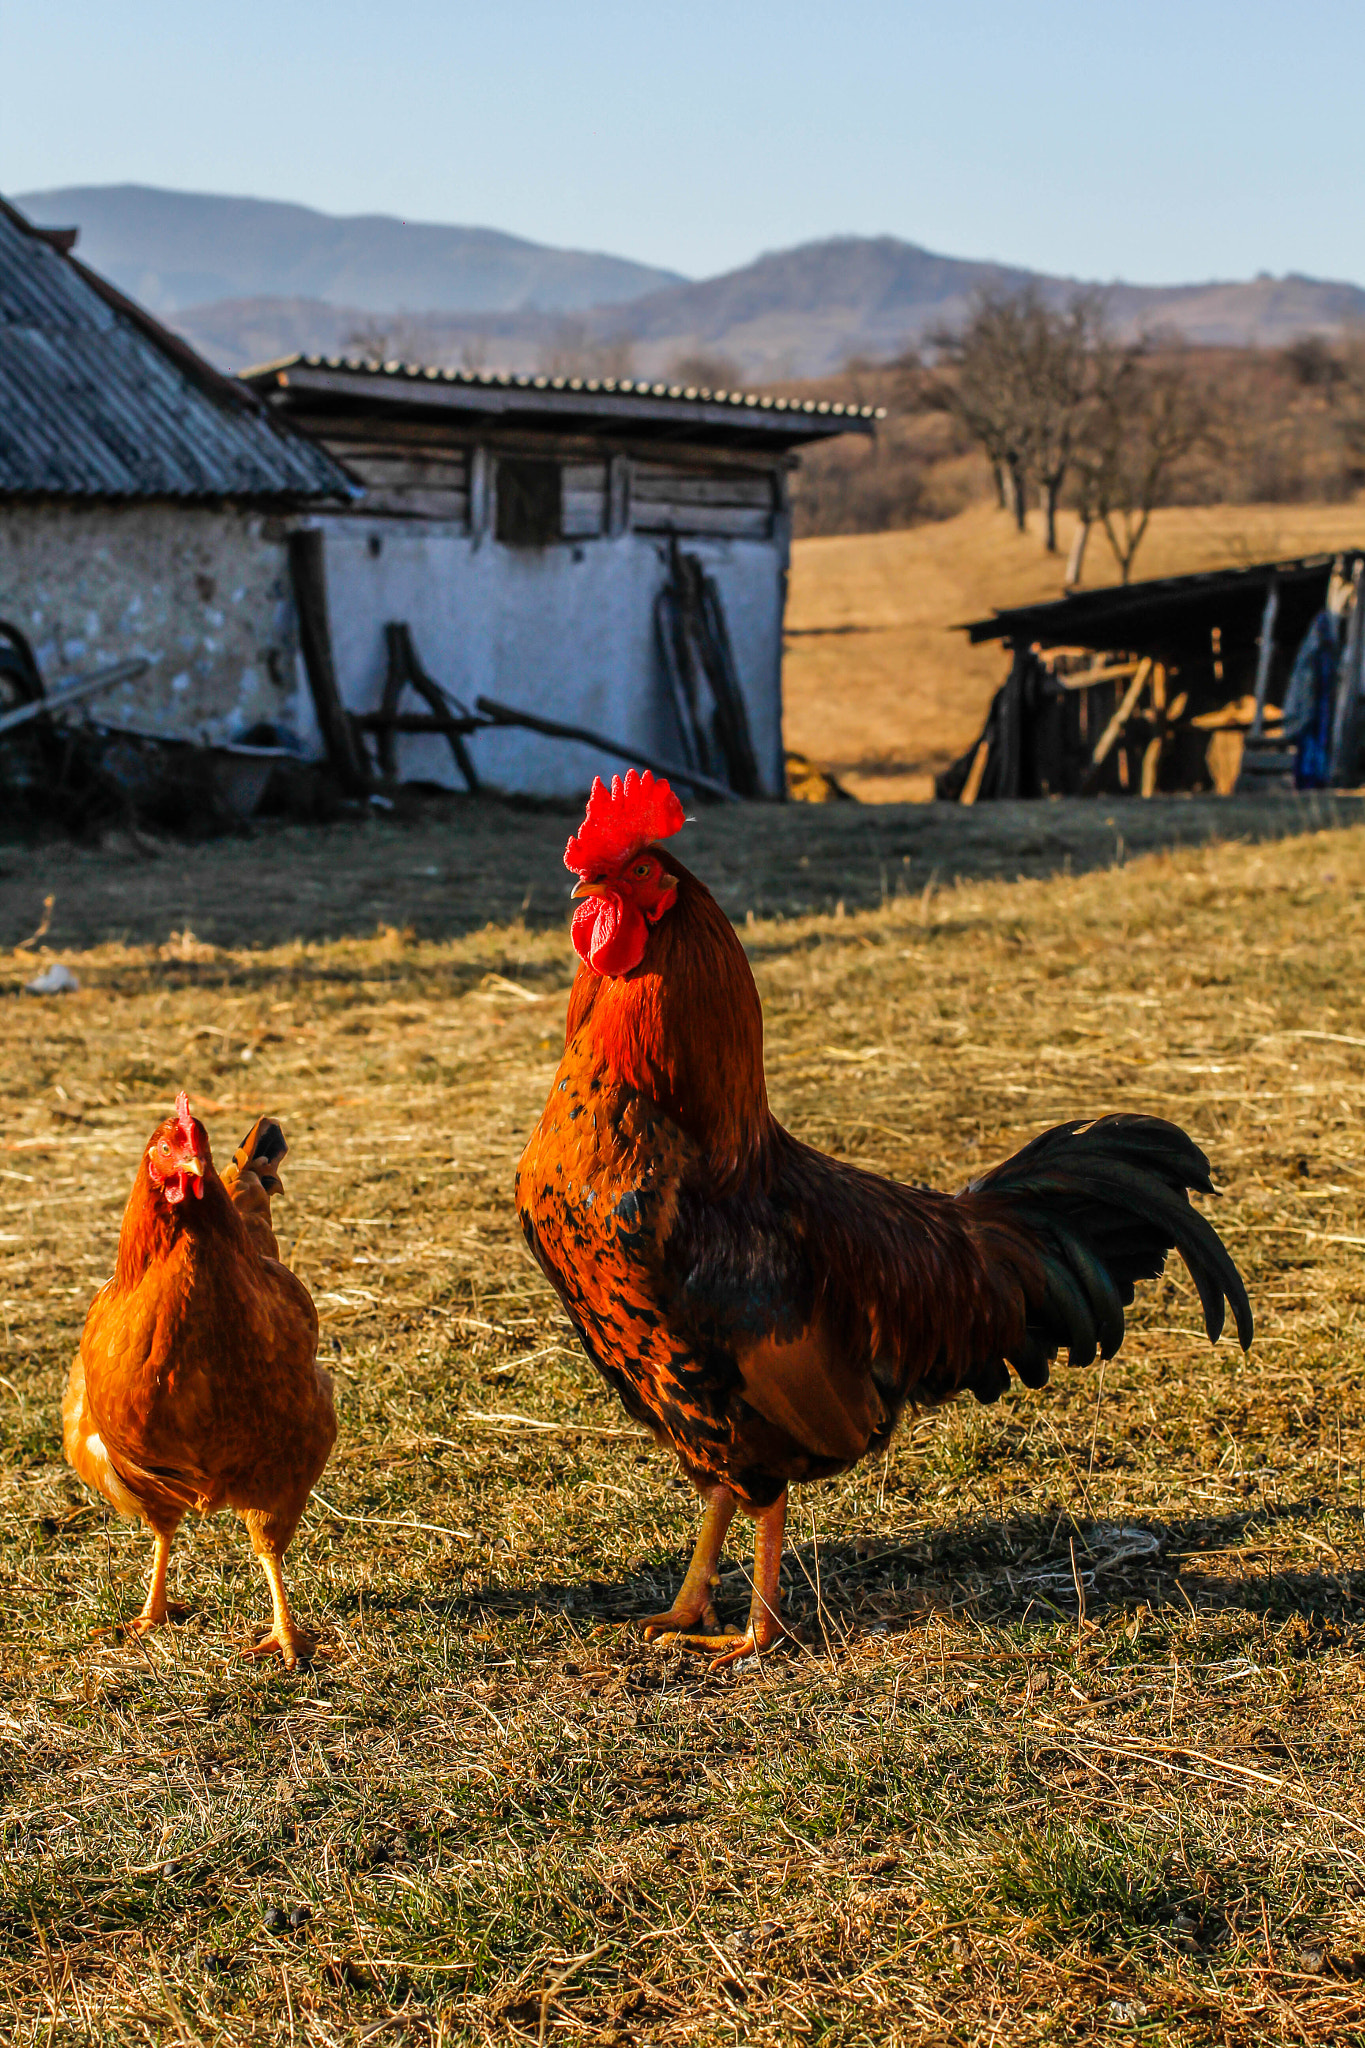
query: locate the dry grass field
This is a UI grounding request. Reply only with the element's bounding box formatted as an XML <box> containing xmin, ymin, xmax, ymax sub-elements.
<box><xmin>4</xmin><ymin>796</ymin><xmax>1365</xmax><ymax>2045</ymax></box>
<box><xmin>784</xmin><ymin>500</ymin><xmax>1365</xmax><ymax>803</ymax></box>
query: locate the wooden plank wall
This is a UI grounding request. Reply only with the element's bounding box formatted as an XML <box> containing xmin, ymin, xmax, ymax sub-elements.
<box><xmin>294</xmin><ymin>412</ymin><xmax>470</xmax><ymax>523</ymax></box>
<box><xmin>631</xmin><ymin>462</ymin><xmax>775</xmax><ymax>540</ymax></box>
<box><xmin>302</xmin><ymin>411</ymin><xmax>779</xmax><ymax>542</ymax></box>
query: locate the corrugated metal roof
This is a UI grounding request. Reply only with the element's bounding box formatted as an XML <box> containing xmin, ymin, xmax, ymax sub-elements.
<box><xmin>242</xmin><ymin>353</ymin><xmax>883</xmax><ymax>445</ymax></box>
<box><xmin>0</xmin><ymin>199</ymin><xmax>351</xmax><ymax>502</ymax></box>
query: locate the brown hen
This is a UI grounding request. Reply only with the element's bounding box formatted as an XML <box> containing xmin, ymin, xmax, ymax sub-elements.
<box><xmin>517</xmin><ymin>773</ymin><xmax>1253</xmax><ymax>1667</ymax></box>
<box><xmin>64</xmin><ymin>1095</ymin><xmax>334</xmax><ymax>1667</ymax></box>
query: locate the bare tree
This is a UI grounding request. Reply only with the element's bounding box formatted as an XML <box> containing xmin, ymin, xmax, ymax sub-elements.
<box><xmin>929</xmin><ymin>292</ymin><xmax>1034</xmax><ymax>527</ymax></box>
<box><xmin>342</xmin><ymin>316</ymin><xmax>440</xmax><ymax>366</ymax></box>
<box><xmin>1327</xmin><ymin>327</ymin><xmax>1365</xmax><ymax>481</ymax></box>
<box><xmin>538</xmin><ymin>320</ymin><xmax>637</xmax><ymax>380</ymax></box>
<box><xmin>931</xmin><ymin>288</ymin><xmax>1100</xmax><ymax>544</ymax></box>
<box><xmin>1073</xmin><ymin>343</ymin><xmax>1207</xmax><ymax>584</ymax></box>
<box><xmin>1019</xmin><ymin>292</ymin><xmax>1101</xmax><ymax>553</ymax></box>
<box><xmin>666</xmin><ymin>350</ymin><xmax>744</xmax><ymax>391</ymax></box>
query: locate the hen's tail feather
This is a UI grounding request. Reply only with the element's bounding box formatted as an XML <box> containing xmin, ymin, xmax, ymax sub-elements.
<box><xmin>233</xmin><ymin>1116</ymin><xmax>288</xmax><ymax>1195</ymax></box>
<box><xmin>963</xmin><ymin>1114</ymin><xmax>1252</xmax><ymax>1398</ymax></box>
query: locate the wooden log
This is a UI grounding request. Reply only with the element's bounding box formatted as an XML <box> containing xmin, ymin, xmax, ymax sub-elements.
<box><xmin>0</xmin><ymin>656</ymin><xmax>148</xmax><ymax>739</ymax></box>
<box><xmin>474</xmin><ymin>695</ymin><xmax>740</xmax><ymax>802</ymax></box>
<box><xmin>356</xmin><ymin>711</ymin><xmax>481</xmax><ymax>736</ymax></box>
<box><xmin>960</xmin><ymin>737</ymin><xmax>990</xmax><ymax>806</ymax></box>
<box><xmin>288</xmin><ymin>530</ymin><xmax>369</xmax><ymax>794</ymax></box>
<box><xmin>1087</xmin><ymin>659</ymin><xmax>1152</xmax><ymax>775</ymax></box>
<box><xmin>1054</xmin><ymin>658</ymin><xmax>1143</xmax><ymax>692</ymax></box>
<box><xmin>381</xmin><ymin>622</ymin><xmax>480</xmax><ymax>793</ymax></box>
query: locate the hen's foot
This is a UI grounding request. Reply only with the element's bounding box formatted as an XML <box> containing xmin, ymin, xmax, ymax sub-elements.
<box><xmin>130</xmin><ymin>1600</ymin><xmax>191</xmax><ymax>1634</ymax></box>
<box><xmin>642</xmin><ymin>1595</ymin><xmax>722</xmax><ymax>1640</ymax></box>
<box><xmin>240</xmin><ymin>1622</ymin><xmax>316</xmax><ymax>1671</ymax></box>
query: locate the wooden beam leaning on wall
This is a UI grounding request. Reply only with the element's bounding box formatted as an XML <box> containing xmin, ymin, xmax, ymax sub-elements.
<box><xmin>288</xmin><ymin>530</ymin><xmax>370</xmax><ymax>795</ymax></box>
<box><xmin>1080</xmin><ymin>658</ymin><xmax>1152</xmax><ymax>794</ymax></box>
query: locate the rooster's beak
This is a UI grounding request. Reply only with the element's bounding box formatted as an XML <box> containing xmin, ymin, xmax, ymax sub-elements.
<box><xmin>571</xmin><ymin>878</ymin><xmax>610</xmax><ymax>901</ymax></box>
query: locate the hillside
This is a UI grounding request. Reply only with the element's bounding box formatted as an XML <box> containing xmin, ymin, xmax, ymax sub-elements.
<box><xmin>14</xmin><ymin>183</ymin><xmax>681</xmax><ymax>318</ymax></box>
<box><xmin>784</xmin><ymin>498</ymin><xmax>1365</xmax><ymax>802</ymax></box>
<box><xmin>16</xmin><ymin>187</ymin><xmax>1365</xmax><ymax>377</ymax></box>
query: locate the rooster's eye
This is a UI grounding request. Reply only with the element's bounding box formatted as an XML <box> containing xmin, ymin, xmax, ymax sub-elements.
<box><xmin>632</xmin><ymin>861</ymin><xmax>651</xmax><ymax>879</ymax></box>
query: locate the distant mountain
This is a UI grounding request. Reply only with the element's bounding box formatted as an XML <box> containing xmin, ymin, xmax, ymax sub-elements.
<box><xmin>16</xmin><ymin>189</ymin><xmax>1365</xmax><ymax>379</ymax></box>
<box><xmin>602</xmin><ymin>236</ymin><xmax>1365</xmax><ymax>375</ymax></box>
<box><xmin>14</xmin><ymin>183</ymin><xmax>683</xmax><ymax>316</ymax></box>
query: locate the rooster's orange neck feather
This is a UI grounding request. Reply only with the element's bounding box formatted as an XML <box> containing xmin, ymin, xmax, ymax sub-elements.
<box><xmin>565</xmin><ymin>858</ymin><xmax>770</xmax><ymax>1187</ymax></box>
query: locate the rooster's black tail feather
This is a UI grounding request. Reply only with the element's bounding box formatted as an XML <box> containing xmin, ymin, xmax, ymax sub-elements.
<box><xmin>963</xmin><ymin>1114</ymin><xmax>1252</xmax><ymax>1392</ymax></box>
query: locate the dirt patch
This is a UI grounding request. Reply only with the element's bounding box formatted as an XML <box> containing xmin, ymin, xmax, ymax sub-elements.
<box><xmin>2</xmin><ymin>786</ymin><xmax>1363</xmax><ymax>955</ymax></box>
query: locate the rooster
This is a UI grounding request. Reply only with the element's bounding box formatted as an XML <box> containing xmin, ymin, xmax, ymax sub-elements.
<box><xmin>63</xmin><ymin>1095</ymin><xmax>335</xmax><ymax>1667</ymax></box>
<box><xmin>517</xmin><ymin>772</ymin><xmax>1253</xmax><ymax>1667</ymax></box>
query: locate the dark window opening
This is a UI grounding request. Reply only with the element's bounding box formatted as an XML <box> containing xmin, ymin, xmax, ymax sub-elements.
<box><xmin>496</xmin><ymin>458</ymin><xmax>561</xmax><ymax>546</ymax></box>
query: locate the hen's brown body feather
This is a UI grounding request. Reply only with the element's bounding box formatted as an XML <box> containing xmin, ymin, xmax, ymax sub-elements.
<box><xmin>64</xmin><ymin>1115</ymin><xmax>334</xmax><ymax>1660</ymax></box>
<box><xmin>518</xmin><ymin>858</ymin><xmax>1251</xmax><ymax>1524</ymax></box>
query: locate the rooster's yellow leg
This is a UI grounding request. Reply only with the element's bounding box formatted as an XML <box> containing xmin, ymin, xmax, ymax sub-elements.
<box><xmin>706</xmin><ymin>1491</ymin><xmax>789</xmax><ymax>1670</ymax></box>
<box><xmin>654</xmin><ymin>1491</ymin><xmax>790</xmax><ymax>1669</ymax></box>
<box><xmin>642</xmin><ymin>1485</ymin><xmax>737</xmax><ymax>1638</ymax></box>
<box><xmin>131</xmin><ymin>1530</ymin><xmax>173</xmax><ymax>1633</ymax></box>
<box><xmin>241</xmin><ymin>1552</ymin><xmax>315</xmax><ymax>1672</ymax></box>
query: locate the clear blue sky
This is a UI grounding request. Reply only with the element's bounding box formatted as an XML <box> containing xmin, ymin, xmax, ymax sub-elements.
<box><xmin>4</xmin><ymin>0</ymin><xmax>1363</xmax><ymax>287</ymax></box>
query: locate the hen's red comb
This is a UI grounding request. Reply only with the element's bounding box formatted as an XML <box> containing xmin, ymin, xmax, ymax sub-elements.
<box><xmin>564</xmin><ymin>770</ymin><xmax>685</xmax><ymax>877</ymax></box>
<box><xmin>174</xmin><ymin>1090</ymin><xmax>195</xmax><ymax>1141</ymax></box>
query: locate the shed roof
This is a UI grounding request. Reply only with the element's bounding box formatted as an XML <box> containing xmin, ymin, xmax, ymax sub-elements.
<box><xmin>240</xmin><ymin>353</ymin><xmax>883</xmax><ymax>450</ymax></box>
<box><xmin>964</xmin><ymin>552</ymin><xmax>1363</xmax><ymax>661</ymax></box>
<box><xmin>0</xmin><ymin>198</ymin><xmax>351</xmax><ymax>502</ymax></box>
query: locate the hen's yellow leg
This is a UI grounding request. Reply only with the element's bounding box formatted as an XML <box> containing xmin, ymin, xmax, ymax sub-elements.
<box><xmin>241</xmin><ymin>1552</ymin><xmax>315</xmax><ymax>1671</ymax></box>
<box><xmin>642</xmin><ymin>1486</ymin><xmax>737</xmax><ymax>1638</ymax></box>
<box><xmin>131</xmin><ymin>1530</ymin><xmax>173</xmax><ymax>1633</ymax></box>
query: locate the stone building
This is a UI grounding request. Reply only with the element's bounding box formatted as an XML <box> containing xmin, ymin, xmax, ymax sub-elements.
<box><xmin>0</xmin><ymin>195</ymin><xmax>348</xmax><ymax>746</ymax></box>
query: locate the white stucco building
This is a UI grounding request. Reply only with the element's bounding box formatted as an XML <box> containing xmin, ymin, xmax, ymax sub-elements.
<box><xmin>243</xmin><ymin>355</ymin><xmax>878</xmax><ymax>799</ymax></box>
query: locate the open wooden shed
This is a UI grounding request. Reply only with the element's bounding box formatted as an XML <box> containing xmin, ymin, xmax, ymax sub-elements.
<box><xmin>942</xmin><ymin>551</ymin><xmax>1365</xmax><ymax>803</ymax></box>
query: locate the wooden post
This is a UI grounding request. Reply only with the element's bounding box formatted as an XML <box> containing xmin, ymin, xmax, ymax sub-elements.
<box><xmin>608</xmin><ymin>454</ymin><xmax>630</xmax><ymax>538</ymax></box>
<box><xmin>1329</xmin><ymin>562</ymin><xmax>1365</xmax><ymax>787</ymax></box>
<box><xmin>1082</xmin><ymin>658</ymin><xmax>1152</xmax><ymax>793</ymax></box>
<box><xmin>288</xmin><ymin>529</ymin><xmax>369</xmax><ymax>794</ymax></box>
<box><xmin>469</xmin><ymin>446</ymin><xmax>490</xmax><ymax>548</ymax></box>
<box><xmin>1248</xmin><ymin>577</ymin><xmax>1279</xmax><ymax>740</ymax></box>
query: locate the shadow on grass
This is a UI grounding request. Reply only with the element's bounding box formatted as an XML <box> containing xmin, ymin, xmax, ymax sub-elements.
<box><xmin>410</xmin><ymin>1498</ymin><xmax>1365</xmax><ymax>1652</ymax></box>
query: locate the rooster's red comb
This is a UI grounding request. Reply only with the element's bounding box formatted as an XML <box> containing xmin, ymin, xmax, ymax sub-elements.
<box><xmin>564</xmin><ymin>770</ymin><xmax>686</xmax><ymax>877</ymax></box>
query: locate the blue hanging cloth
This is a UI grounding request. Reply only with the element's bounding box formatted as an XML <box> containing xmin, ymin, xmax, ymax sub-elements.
<box><xmin>1279</xmin><ymin>610</ymin><xmax>1342</xmax><ymax>790</ymax></box>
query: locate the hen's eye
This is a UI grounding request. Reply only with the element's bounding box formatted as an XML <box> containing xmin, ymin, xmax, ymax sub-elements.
<box><xmin>159</xmin><ymin>1140</ymin><xmax>170</xmax><ymax>1155</ymax></box>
